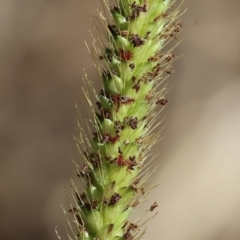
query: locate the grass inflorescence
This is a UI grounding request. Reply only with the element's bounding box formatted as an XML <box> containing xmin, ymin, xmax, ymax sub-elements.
<box><xmin>58</xmin><ymin>0</ymin><xmax>183</xmax><ymax>239</ymax></box>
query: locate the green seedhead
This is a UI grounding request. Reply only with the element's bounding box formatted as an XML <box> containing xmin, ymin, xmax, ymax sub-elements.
<box><xmin>59</xmin><ymin>0</ymin><xmax>183</xmax><ymax>239</ymax></box>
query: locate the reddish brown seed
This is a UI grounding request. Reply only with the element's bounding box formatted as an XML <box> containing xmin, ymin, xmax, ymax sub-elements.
<box><xmin>117</xmin><ymin>155</ymin><xmax>124</xmax><ymax>166</ymax></box>
<box><xmin>119</xmin><ymin>49</ymin><xmax>132</xmax><ymax>61</ymax></box>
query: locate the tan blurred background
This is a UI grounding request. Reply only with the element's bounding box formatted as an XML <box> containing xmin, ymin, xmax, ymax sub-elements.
<box><xmin>1</xmin><ymin>1</ymin><xmax>240</xmax><ymax>240</ymax></box>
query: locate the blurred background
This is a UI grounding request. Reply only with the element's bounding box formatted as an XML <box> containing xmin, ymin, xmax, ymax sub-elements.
<box><xmin>1</xmin><ymin>0</ymin><xmax>240</xmax><ymax>239</ymax></box>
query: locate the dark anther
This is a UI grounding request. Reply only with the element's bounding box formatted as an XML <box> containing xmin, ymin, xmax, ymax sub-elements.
<box><xmin>105</xmin><ymin>155</ymin><xmax>112</xmax><ymax>161</ymax></box>
<box><xmin>75</xmin><ymin>214</ymin><xmax>83</xmax><ymax>225</ymax></box>
<box><xmin>109</xmin><ymin>158</ymin><xmax>115</xmax><ymax>164</ymax></box>
<box><xmin>108</xmin><ymin>24</ymin><xmax>120</xmax><ymax>37</ymax></box>
<box><xmin>111</xmin><ymin>94</ymin><xmax>134</xmax><ymax>112</ymax></box>
<box><xmin>127</xmin><ymin>156</ymin><xmax>137</xmax><ymax>170</ymax></box>
<box><xmin>120</xmin><ymin>96</ymin><xmax>135</xmax><ymax>105</ymax></box>
<box><xmin>111</xmin><ymin>69</ymin><xmax>118</xmax><ymax>75</ymax></box>
<box><xmin>123</xmin><ymin>231</ymin><xmax>133</xmax><ymax>240</ymax></box>
<box><xmin>174</xmin><ymin>23</ymin><xmax>182</xmax><ymax>33</ymax></box>
<box><xmin>129</xmin><ymin>2</ymin><xmax>147</xmax><ymax>20</ymax></box>
<box><xmin>102</xmin><ymin>109</ymin><xmax>112</xmax><ymax>119</ymax></box>
<box><xmin>131</xmin><ymin>200</ymin><xmax>140</xmax><ymax>208</ymax></box>
<box><xmin>118</xmin><ymin>146</ymin><xmax>123</xmax><ymax>154</ymax></box>
<box><xmin>129</xmin><ymin>63</ymin><xmax>135</xmax><ymax>70</ymax></box>
<box><xmin>127</xmin><ymin>222</ymin><xmax>138</xmax><ymax>232</ymax></box>
<box><xmin>85</xmin><ymin>200</ymin><xmax>98</xmax><ymax>210</ymax></box>
<box><xmin>129</xmin><ymin>117</ymin><xmax>138</xmax><ymax>129</ymax></box>
<box><xmin>102</xmin><ymin>133</ymin><xmax>119</xmax><ymax>144</ymax></box>
<box><xmin>68</xmin><ymin>207</ymin><xmax>78</xmax><ymax>213</ymax></box>
<box><xmin>92</xmin><ymin>152</ymin><xmax>102</xmax><ymax>168</ymax></box>
<box><xmin>165</xmin><ymin>53</ymin><xmax>174</xmax><ymax>62</ymax></box>
<box><xmin>96</xmin><ymin>101</ymin><xmax>102</xmax><ymax>109</ymax></box>
<box><xmin>165</xmin><ymin>69</ymin><xmax>172</xmax><ymax>74</ymax></box>
<box><xmin>130</xmin><ymin>185</ymin><xmax>138</xmax><ymax>193</ymax></box>
<box><xmin>99</xmin><ymin>89</ymin><xmax>105</xmax><ymax>96</ymax></box>
<box><xmin>79</xmin><ymin>163</ymin><xmax>90</xmax><ymax>177</ymax></box>
<box><xmin>140</xmin><ymin>187</ymin><xmax>145</xmax><ymax>195</ymax></box>
<box><xmin>108</xmin><ymin>192</ymin><xmax>121</xmax><ymax>206</ymax></box>
<box><xmin>119</xmin><ymin>49</ymin><xmax>132</xmax><ymax>61</ymax></box>
<box><xmin>145</xmin><ymin>92</ymin><xmax>154</xmax><ymax>103</ymax></box>
<box><xmin>113</xmin><ymin>6</ymin><xmax>120</xmax><ymax>13</ymax></box>
<box><xmin>142</xmin><ymin>115</ymin><xmax>148</xmax><ymax>120</ymax></box>
<box><xmin>107</xmin><ymin>54</ymin><xmax>113</xmax><ymax>62</ymax></box>
<box><xmin>156</xmin><ymin>98</ymin><xmax>168</xmax><ymax>105</ymax></box>
<box><xmin>114</xmin><ymin>121</ymin><xmax>123</xmax><ymax>133</ymax></box>
<box><xmin>129</xmin><ymin>156</ymin><xmax>136</xmax><ymax>161</ymax></box>
<box><xmin>150</xmin><ymin>202</ymin><xmax>158</xmax><ymax>211</ymax></box>
<box><xmin>92</xmin><ymin>132</ymin><xmax>98</xmax><ymax>139</ymax></box>
<box><xmin>131</xmin><ymin>34</ymin><xmax>145</xmax><ymax>47</ymax></box>
<box><xmin>132</xmin><ymin>178</ymin><xmax>140</xmax><ymax>185</ymax></box>
<box><xmin>148</xmin><ymin>53</ymin><xmax>163</xmax><ymax>62</ymax></box>
<box><xmin>80</xmin><ymin>192</ymin><xmax>88</xmax><ymax>203</ymax></box>
<box><xmin>152</xmin><ymin>63</ymin><xmax>161</xmax><ymax>76</ymax></box>
<box><xmin>162</xmin><ymin>12</ymin><xmax>171</xmax><ymax>18</ymax></box>
<box><xmin>132</xmin><ymin>82</ymin><xmax>140</xmax><ymax>93</ymax></box>
<box><xmin>102</xmin><ymin>198</ymin><xmax>108</xmax><ymax>205</ymax></box>
<box><xmin>102</xmin><ymin>133</ymin><xmax>111</xmax><ymax>143</ymax></box>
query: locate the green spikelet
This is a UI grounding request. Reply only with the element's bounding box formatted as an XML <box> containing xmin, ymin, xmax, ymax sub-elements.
<box><xmin>59</xmin><ymin>0</ymin><xmax>183</xmax><ymax>239</ymax></box>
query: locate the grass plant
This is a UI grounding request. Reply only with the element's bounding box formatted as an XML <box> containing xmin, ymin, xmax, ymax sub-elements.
<box><xmin>58</xmin><ymin>1</ymin><xmax>184</xmax><ymax>239</ymax></box>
